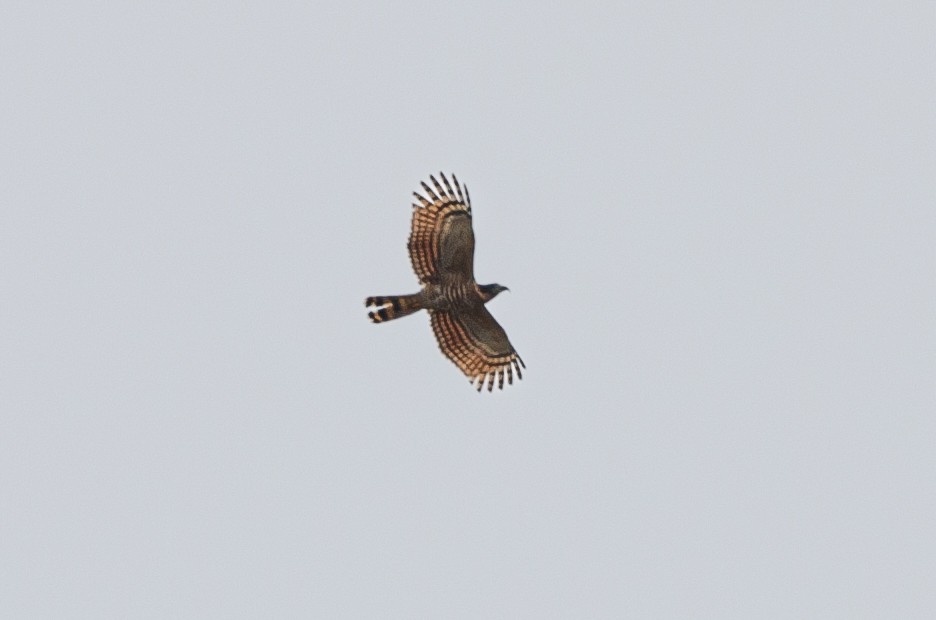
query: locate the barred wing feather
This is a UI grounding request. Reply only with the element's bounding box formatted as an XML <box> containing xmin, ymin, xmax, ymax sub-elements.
<box><xmin>429</xmin><ymin>306</ymin><xmax>525</xmax><ymax>392</ymax></box>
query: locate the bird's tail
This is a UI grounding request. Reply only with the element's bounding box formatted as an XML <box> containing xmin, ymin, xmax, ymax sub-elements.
<box><xmin>365</xmin><ymin>294</ymin><xmax>424</xmax><ymax>323</ymax></box>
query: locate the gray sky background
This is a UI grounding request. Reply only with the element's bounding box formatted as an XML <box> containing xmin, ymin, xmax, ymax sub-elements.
<box><xmin>2</xmin><ymin>2</ymin><xmax>934</xmax><ymax>618</ymax></box>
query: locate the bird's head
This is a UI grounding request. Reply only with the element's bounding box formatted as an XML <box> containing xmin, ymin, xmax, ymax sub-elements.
<box><xmin>478</xmin><ymin>283</ymin><xmax>509</xmax><ymax>302</ymax></box>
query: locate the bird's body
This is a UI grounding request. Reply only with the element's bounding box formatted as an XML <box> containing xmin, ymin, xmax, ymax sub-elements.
<box><xmin>366</xmin><ymin>173</ymin><xmax>524</xmax><ymax>391</ymax></box>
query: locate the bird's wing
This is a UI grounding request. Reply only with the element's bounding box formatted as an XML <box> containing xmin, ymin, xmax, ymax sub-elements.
<box><xmin>408</xmin><ymin>173</ymin><xmax>475</xmax><ymax>286</ymax></box>
<box><xmin>429</xmin><ymin>305</ymin><xmax>525</xmax><ymax>392</ymax></box>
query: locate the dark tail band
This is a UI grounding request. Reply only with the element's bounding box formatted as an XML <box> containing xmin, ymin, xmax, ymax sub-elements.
<box><xmin>365</xmin><ymin>294</ymin><xmax>423</xmax><ymax>323</ymax></box>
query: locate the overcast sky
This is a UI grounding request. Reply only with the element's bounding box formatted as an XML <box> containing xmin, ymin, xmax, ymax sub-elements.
<box><xmin>2</xmin><ymin>2</ymin><xmax>934</xmax><ymax>618</ymax></box>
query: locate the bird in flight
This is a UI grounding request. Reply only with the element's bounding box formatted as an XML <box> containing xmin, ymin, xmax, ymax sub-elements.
<box><xmin>365</xmin><ymin>173</ymin><xmax>525</xmax><ymax>392</ymax></box>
